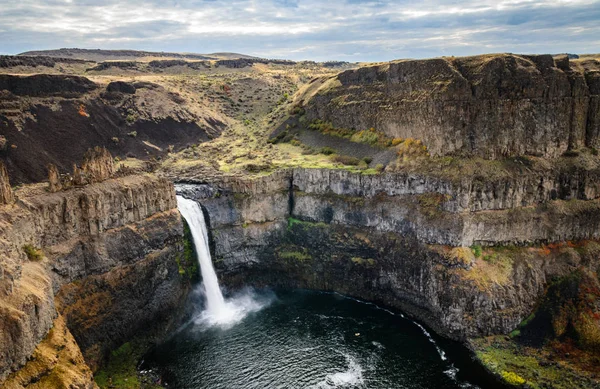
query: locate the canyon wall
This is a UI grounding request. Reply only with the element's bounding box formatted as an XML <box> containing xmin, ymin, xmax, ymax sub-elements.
<box><xmin>299</xmin><ymin>54</ymin><xmax>600</xmax><ymax>159</ymax></box>
<box><xmin>178</xmin><ymin>167</ymin><xmax>600</xmax><ymax>340</ymax></box>
<box><xmin>0</xmin><ymin>174</ymin><xmax>189</xmax><ymax>385</ymax></box>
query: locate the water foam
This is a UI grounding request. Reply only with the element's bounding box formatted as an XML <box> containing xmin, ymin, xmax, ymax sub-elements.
<box><xmin>310</xmin><ymin>354</ymin><xmax>364</xmax><ymax>389</ymax></box>
<box><xmin>193</xmin><ymin>288</ymin><xmax>273</xmax><ymax>329</ymax></box>
<box><xmin>329</xmin><ymin>291</ymin><xmax>482</xmax><ymax>387</ymax></box>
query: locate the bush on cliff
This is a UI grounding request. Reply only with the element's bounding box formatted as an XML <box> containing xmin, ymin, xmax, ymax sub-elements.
<box><xmin>23</xmin><ymin>244</ymin><xmax>43</xmax><ymax>261</ymax></box>
<box><xmin>331</xmin><ymin>155</ymin><xmax>360</xmax><ymax>166</ymax></box>
<box><xmin>94</xmin><ymin>343</ymin><xmax>141</xmax><ymax>389</ymax></box>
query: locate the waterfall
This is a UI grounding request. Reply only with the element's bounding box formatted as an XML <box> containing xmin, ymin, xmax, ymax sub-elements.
<box><xmin>176</xmin><ymin>195</ymin><xmax>271</xmax><ymax>328</ymax></box>
<box><xmin>176</xmin><ymin>196</ymin><xmax>226</xmax><ymax>314</ymax></box>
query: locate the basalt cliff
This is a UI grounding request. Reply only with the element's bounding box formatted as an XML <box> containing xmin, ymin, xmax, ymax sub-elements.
<box><xmin>1</xmin><ymin>52</ymin><xmax>600</xmax><ymax>388</ymax></box>
<box><xmin>0</xmin><ymin>167</ymin><xmax>190</xmax><ymax>387</ymax></box>
<box><xmin>297</xmin><ymin>54</ymin><xmax>600</xmax><ymax>159</ymax></box>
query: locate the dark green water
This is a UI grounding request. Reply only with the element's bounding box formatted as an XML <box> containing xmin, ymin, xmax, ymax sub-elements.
<box><xmin>142</xmin><ymin>289</ymin><xmax>501</xmax><ymax>389</ymax></box>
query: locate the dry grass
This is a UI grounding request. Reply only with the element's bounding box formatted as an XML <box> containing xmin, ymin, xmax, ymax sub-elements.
<box><xmin>3</xmin><ymin>315</ymin><xmax>95</xmax><ymax>389</ymax></box>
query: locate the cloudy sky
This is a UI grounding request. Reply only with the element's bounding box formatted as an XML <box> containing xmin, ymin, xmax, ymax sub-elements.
<box><xmin>0</xmin><ymin>0</ymin><xmax>599</xmax><ymax>61</ymax></box>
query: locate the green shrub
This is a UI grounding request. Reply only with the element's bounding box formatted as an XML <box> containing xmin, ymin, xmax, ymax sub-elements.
<box><xmin>127</xmin><ymin>131</ymin><xmax>137</xmax><ymax>138</ymax></box>
<box><xmin>268</xmin><ymin>130</ymin><xmax>288</xmax><ymax>144</ymax></box>
<box><xmin>350</xmin><ymin>129</ymin><xmax>379</xmax><ymax>145</ymax></box>
<box><xmin>23</xmin><ymin>244</ymin><xmax>43</xmax><ymax>261</ymax></box>
<box><xmin>331</xmin><ymin>155</ymin><xmax>360</xmax><ymax>166</ymax></box>
<box><xmin>509</xmin><ymin>329</ymin><xmax>521</xmax><ymax>338</ymax></box>
<box><xmin>471</xmin><ymin>244</ymin><xmax>483</xmax><ymax>258</ymax></box>
<box><xmin>319</xmin><ymin>146</ymin><xmax>335</xmax><ymax>155</ymax></box>
<box><xmin>291</xmin><ymin>106</ymin><xmax>305</xmax><ymax>115</ymax></box>
<box><xmin>94</xmin><ymin>343</ymin><xmax>140</xmax><ymax>389</ymax></box>
<box><xmin>301</xmin><ymin>146</ymin><xmax>317</xmax><ymax>155</ymax></box>
<box><xmin>362</xmin><ymin>156</ymin><xmax>373</xmax><ymax>164</ymax></box>
<box><xmin>396</xmin><ymin>138</ymin><xmax>428</xmax><ymax>160</ymax></box>
<box><xmin>278</xmin><ymin>250</ymin><xmax>311</xmax><ymax>261</ymax></box>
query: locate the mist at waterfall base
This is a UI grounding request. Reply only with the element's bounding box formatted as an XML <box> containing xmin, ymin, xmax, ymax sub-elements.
<box><xmin>176</xmin><ymin>196</ymin><xmax>270</xmax><ymax>328</ymax></box>
<box><xmin>157</xmin><ymin>197</ymin><xmax>502</xmax><ymax>388</ymax></box>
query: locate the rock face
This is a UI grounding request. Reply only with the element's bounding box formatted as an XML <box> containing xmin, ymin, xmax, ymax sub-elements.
<box><xmin>47</xmin><ymin>147</ymin><xmax>115</xmax><ymax>192</ymax></box>
<box><xmin>0</xmin><ymin>161</ymin><xmax>13</xmax><ymax>204</ymax></box>
<box><xmin>2</xmin><ymin>315</ymin><xmax>97</xmax><ymax>389</ymax></box>
<box><xmin>0</xmin><ymin>174</ymin><xmax>188</xmax><ymax>384</ymax></box>
<box><xmin>299</xmin><ymin>54</ymin><xmax>600</xmax><ymax>159</ymax></box>
<box><xmin>81</xmin><ymin>146</ymin><xmax>114</xmax><ymax>183</ymax></box>
<box><xmin>0</xmin><ymin>55</ymin><xmax>89</xmax><ymax>68</ymax></box>
<box><xmin>521</xmin><ymin>267</ymin><xmax>600</xmax><ymax>352</ymax></box>
<box><xmin>177</xmin><ymin>166</ymin><xmax>600</xmax><ymax>340</ymax></box>
<box><xmin>47</xmin><ymin>164</ymin><xmax>62</xmax><ymax>192</ymax></box>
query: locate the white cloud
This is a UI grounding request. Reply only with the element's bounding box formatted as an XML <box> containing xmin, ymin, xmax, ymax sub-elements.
<box><xmin>0</xmin><ymin>0</ymin><xmax>598</xmax><ymax>61</ymax></box>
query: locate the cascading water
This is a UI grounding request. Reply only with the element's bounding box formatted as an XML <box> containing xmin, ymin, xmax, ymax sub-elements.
<box><xmin>176</xmin><ymin>196</ymin><xmax>225</xmax><ymax>313</ymax></box>
<box><xmin>176</xmin><ymin>195</ymin><xmax>269</xmax><ymax>327</ymax></box>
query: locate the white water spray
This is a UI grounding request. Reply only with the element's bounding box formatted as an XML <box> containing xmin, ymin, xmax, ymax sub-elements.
<box><xmin>177</xmin><ymin>195</ymin><xmax>270</xmax><ymax>328</ymax></box>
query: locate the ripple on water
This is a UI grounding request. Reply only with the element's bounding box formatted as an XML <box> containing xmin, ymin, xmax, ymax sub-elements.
<box><xmin>143</xmin><ymin>289</ymin><xmax>499</xmax><ymax>389</ymax></box>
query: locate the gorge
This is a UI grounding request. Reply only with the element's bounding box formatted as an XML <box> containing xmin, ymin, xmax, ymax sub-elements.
<box><xmin>0</xmin><ymin>51</ymin><xmax>599</xmax><ymax>388</ymax></box>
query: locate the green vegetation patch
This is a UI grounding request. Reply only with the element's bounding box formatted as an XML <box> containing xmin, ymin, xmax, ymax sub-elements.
<box><xmin>287</xmin><ymin>216</ymin><xmax>328</xmax><ymax>231</ymax></box>
<box><xmin>94</xmin><ymin>343</ymin><xmax>141</xmax><ymax>389</ymax></box>
<box><xmin>307</xmin><ymin>120</ymin><xmax>401</xmax><ymax>148</ymax></box>
<box><xmin>23</xmin><ymin>244</ymin><xmax>44</xmax><ymax>261</ymax></box>
<box><xmin>470</xmin><ymin>244</ymin><xmax>482</xmax><ymax>258</ymax></box>
<box><xmin>176</xmin><ymin>219</ymin><xmax>199</xmax><ymax>281</ymax></box>
<box><xmin>350</xmin><ymin>257</ymin><xmax>376</xmax><ymax>266</ymax></box>
<box><xmin>473</xmin><ymin>336</ymin><xmax>599</xmax><ymax>389</ymax></box>
<box><xmin>276</xmin><ymin>244</ymin><xmax>312</xmax><ymax>261</ymax></box>
<box><xmin>417</xmin><ymin>193</ymin><xmax>451</xmax><ymax>218</ymax></box>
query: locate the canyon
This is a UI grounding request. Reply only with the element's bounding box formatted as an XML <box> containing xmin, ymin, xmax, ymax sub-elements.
<box><xmin>0</xmin><ymin>51</ymin><xmax>599</xmax><ymax>388</ymax></box>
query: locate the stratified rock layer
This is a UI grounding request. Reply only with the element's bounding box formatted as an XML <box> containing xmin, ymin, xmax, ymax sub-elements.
<box><xmin>0</xmin><ymin>174</ymin><xmax>187</xmax><ymax>384</ymax></box>
<box><xmin>177</xmin><ymin>167</ymin><xmax>600</xmax><ymax>341</ymax></box>
<box><xmin>299</xmin><ymin>54</ymin><xmax>600</xmax><ymax>158</ymax></box>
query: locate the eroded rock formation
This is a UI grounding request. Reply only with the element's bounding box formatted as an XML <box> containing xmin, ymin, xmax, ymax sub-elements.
<box><xmin>0</xmin><ymin>74</ymin><xmax>97</xmax><ymax>98</ymax></box>
<box><xmin>298</xmin><ymin>54</ymin><xmax>600</xmax><ymax>159</ymax></box>
<box><xmin>0</xmin><ymin>161</ymin><xmax>14</xmax><ymax>204</ymax></box>
<box><xmin>0</xmin><ymin>174</ymin><xmax>189</xmax><ymax>384</ymax></box>
<box><xmin>81</xmin><ymin>146</ymin><xmax>114</xmax><ymax>183</ymax></box>
<box><xmin>47</xmin><ymin>164</ymin><xmax>62</xmax><ymax>192</ymax></box>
